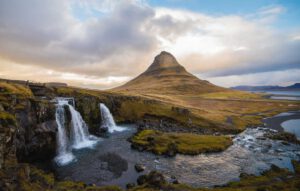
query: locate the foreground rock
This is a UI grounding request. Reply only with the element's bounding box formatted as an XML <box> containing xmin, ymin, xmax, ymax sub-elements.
<box><xmin>137</xmin><ymin>171</ymin><xmax>166</xmax><ymax>187</ymax></box>
<box><xmin>135</xmin><ymin>163</ymin><xmax>146</xmax><ymax>173</ymax></box>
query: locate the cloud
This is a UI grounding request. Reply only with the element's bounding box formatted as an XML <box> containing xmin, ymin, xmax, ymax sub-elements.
<box><xmin>150</xmin><ymin>7</ymin><xmax>300</xmax><ymax>77</ymax></box>
<box><xmin>206</xmin><ymin>69</ymin><xmax>300</xmax><ymax>88</ymax></box>
<box><xmin>0</xmin><ymin>0</ymin><xmax>299</xmax><ymax>88</ymax></box>
<box><xmin>0</xmin><ymin>0</ymin><xmax>157</xmax><ymax>77</ymax></box>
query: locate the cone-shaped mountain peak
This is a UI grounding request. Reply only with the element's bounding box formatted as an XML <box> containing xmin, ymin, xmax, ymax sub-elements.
<box><xmin>145</xmin><ymin>51</ymin><xmax>186</xmax><ymax>74</ymax></box>
<box><xmin>112</xmin><ymin>51</ymin><xmax>226</xmax><ymax>94</ymax></box>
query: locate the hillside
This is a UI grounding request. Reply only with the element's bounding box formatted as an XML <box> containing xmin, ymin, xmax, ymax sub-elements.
<box><xmin>113</xmin><ymin>51</ymin><xmax>226</xmax><ymax>95</ymax></box>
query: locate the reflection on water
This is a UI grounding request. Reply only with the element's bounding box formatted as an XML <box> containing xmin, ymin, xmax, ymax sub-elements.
<box><xmin>281</xmin><ymin>119</ymin><xmax>300</xmax><ymax>140</ymax></box>
<box><xmin>55</xmin><ymin>125</ymin><xmax>300</xmax><ymax>188</ymax></box>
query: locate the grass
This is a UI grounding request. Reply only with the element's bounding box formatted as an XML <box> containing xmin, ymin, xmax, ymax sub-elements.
<box><xmin>55</xmin><ymin>84</ymin><xmax>300</xmax><ymax>133</ymax></box>
<box><xmin>129</xmin><ymin>161</ymin><xmax>300</xmax><ymax>191</ymax></box>
<box><xmin>0</xmin><ymin>81</ymin><xmax>32</xmax><ymax>97</ymax></box>
<box><xmin>198</xmin><ymin>90</ymin><xmax>263</xmax><ymax>99</ymax></box>
<box><xmin>2</xmin><ymin>157</ymin><xmax>300</xmax><ymax>191</ymax></box>
<box><xmin>0</xmin><ymin>111</ymin><xmax>16</xmax><ymax>126</ymax></box>
<box><xmin>131</xmin><ymin>130</ymin><xmax>233</xmax><ymax>155</ymax></box>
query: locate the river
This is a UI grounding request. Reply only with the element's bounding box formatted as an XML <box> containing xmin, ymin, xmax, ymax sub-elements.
<box><xmin>53</xmin><ymin>112</ymin><xmax>300</xmax><ymax>189</ymax></box>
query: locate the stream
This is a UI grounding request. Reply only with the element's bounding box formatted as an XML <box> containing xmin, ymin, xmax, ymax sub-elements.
<box><xmin>53</xmin><ymin>112</ymin><xmax>300</xmax><ymax>188</ymax></box>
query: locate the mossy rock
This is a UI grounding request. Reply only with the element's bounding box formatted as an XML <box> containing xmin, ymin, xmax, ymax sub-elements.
<box><xmin>131</xmin><ymin>130</ymin><xmax>233</xmax><ymax>156</ymax></box>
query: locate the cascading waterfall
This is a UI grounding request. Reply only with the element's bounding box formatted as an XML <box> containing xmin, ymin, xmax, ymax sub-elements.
<box><xmin>54</xmin><ymin>100</ymin><xmax>75</xmax><ymax>166</ymax></box>
<box><xmin>67</xmin><ymin>103</ymin><xmax>98</xmax><ymax>149</ymax></box>
<box><xmin>99</xmin><ymin>103</ymin><xmax>126</xmax><ymax>133</ymax></box>
<box><xmin>54</xmin><ymin>98</ymin><xmax>98</xmax><ymax>165</ymax></box>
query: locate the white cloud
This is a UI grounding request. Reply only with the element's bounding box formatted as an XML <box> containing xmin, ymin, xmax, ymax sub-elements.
<box><xmin>0</xmin><ymin>0</ymin><xmax>299</xmax><ymax>89</ymax></box>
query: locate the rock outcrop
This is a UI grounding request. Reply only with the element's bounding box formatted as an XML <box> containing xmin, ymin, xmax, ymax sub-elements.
<box><xmin>0</xmin><ymin>82</ymin><xmax>57</xmax><ymax>168</ymax></box>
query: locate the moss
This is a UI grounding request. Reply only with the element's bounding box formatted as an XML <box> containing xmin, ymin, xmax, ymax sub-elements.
<box><xmin>131</xmin><ymin>130</ymin><xmax>232</xmax><ymax>156</ymax></box>
<box><xmin>266</xmin><ymin>132</ymin><xmax>300</xmax><ymax>144</ymax></box>
<box><xmin>0</xmin><ymin>111</ymin><xmax>16</xmax><ymax>126</ymax></box>
<box><xmin>0</xmin><ymin>81</ymin><xmax>32</xmax><ymax>97</ymax></box>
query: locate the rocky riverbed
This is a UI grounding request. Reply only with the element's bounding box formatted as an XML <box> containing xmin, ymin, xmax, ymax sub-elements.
<box><xmin>52</xmin><ymin>111</ymin><xmax>300</xmax><ymax>189</ymax></box>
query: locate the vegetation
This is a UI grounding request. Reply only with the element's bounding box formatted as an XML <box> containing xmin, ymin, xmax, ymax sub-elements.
<box><xmin>266</xmin><ymin>131</ymin><xmax>300</xmax><ymax>145</ymax></box>
<box><xmin>0</xmin><ymin>81</ymin><xmax>32</xmax><ymax>97</ymax></box>
<box><xmin>130</xmin><ymin>161</ymin><xmax>300</xmax><ymax>191</ymax></box>
<box><xmin>1</xmin><ymin>159</ymin><xmax>300</xmax><ymax>191</ymax></box>
<box><xmin>0</xmin><ymin>111</ymin><xmax>16</xmax><ymax>126</ymax></box>
<box><xmin>131</xmin><ymin>130</ymin><xmax>232</xmax><ymax>156</ymax></box>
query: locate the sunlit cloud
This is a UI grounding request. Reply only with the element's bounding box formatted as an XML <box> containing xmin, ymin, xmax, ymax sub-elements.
<box><xmin>0</xmin><ymin>0</ymin><xmax>299</xmax><ymax>89</ymax></box>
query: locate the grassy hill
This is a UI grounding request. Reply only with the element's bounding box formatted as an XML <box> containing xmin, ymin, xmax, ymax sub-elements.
<box><xmin>113</xmin><ymin>51</ymin><xmax>227</xmax><ymax>95</ymax></box>
<box><xmin>111</xmin><ymin>51</ymin><xmax>300</xmax><ymax>132</ymax></box>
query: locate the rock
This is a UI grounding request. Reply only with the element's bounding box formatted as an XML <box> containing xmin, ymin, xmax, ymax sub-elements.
<box><xmin>137</xmin><ymin>175</ymin><xmax>147</xmax><ymax>185</ymax></box>
<box><xmin>170</xmin><ymin>175</ymin><xmax>179</xmax><ymax>184</ymax></box>
<box><xmin>172</xmin><ymin>179</ymin><xmax>179</xmax><ymax>184</ymax></box>
<box><xmin>99</xmin><ymin>125</ymin><xmax>108</xmax><ymax>133</ymax></box>
<box><xmin>135</xmin><ymin>163</ymin><xmax>145</xmax><ymax>172</ymax></box>
<box><xmin>281</xmin><ymin>141</ymin><xmax>290</xmax><ymax>146</ymax></box>
<box><xmin>126</xmin><ymin>183</ymin><xmax>136</xmax><ymax>189</ymax></box>
<box><xmin>165</xmin><ymin>142</ymin><xmax>177</xmax><ymax>157</ymax></box>
<box><xmin>137</xmin><ymin>171</ymin><xmax>166</xmax><ymax>187</ymax></box>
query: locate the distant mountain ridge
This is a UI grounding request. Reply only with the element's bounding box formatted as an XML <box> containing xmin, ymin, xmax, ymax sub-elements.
<box><xmin>112</xmin><ymin>51</ymin><xmax>227</xmax><ymax>95</ymax></box>
<box><xmin>232</xmin><ymin>83</ymin><xmax>300</xmax><ymax>91</ymax></box>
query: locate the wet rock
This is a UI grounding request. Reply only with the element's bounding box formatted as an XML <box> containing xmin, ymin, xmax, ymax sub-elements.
<box><xmin>137</xmin><ymin>171</ymin><xmax>166</xmax><ymax>187</ymax></box>
<box><xmin>166</xmin><ymin>142</ymin><xmax>177</xmax><ymax>157</ymax></box>
<box><xmin>281</xmin><ymin>141</ymin><xmax>290</xmax><ymax>146</ymax></box>
<box><xmin>126</xmin><ymin>183</ymin><xmax>136</xmax><ymax>189</ymax></box>
<box><xmin>137</xmin><ymin>175</ymin><xmax>147</xmax><ymax>185</ymax></box>
<box><xmin>135</xmin><ymin>163</ymin><xmax>145</xmax><ymax>172</ymax></box>
<box><xmin>171</xmin><ymin>175</ymin><xmax>179</xmax><ymax>184</ymax></box>
<box><xmin>99</xmin><ymin>125</ymin><xmax>108</xmax><ymax>133</ymax></box>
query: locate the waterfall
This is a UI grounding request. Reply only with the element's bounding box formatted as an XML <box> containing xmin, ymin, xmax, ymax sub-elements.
<box><xmin>54</xmin><ymin>98</ymin><xmax>98</xmax><ymax>165</ymax></box>
<box><xmin>67</xmin><ymin>104</ymin><xmax>97</xmax><ymax>149</ymax></box>
<box><xmin>54</xmin><ymin>100</ymin><xmax>75</xmax><ymax>166</ymax></box>
<box><xmin>99</xmin><ymin>103</ymin><xmax>126</xmax><ymax>133</ymax></box>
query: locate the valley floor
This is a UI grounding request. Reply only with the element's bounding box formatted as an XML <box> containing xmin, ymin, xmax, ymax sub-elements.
<box><xmin>1</xmin><ymin>80</ymin><xmax>300</xmax><ymax>190</ymax></box>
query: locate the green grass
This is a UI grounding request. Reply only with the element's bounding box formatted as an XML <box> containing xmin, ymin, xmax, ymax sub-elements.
<box><xmin>131</xmin><ymin>130</ymin><xmax>233</xmax><ymax>155</ymax></box>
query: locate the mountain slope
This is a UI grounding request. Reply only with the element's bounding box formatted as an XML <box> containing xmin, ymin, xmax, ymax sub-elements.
<box><xmin>113</xmin><ymin>51</ymin><xmax>226</xmax><ymax>95</ymax></box>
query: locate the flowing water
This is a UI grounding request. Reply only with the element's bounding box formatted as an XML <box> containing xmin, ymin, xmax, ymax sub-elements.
<box><xmin>54</xmin><ymin>103</ymin><xmax>300</xmax><ymax>188</ymax></box>
<box><xmin>99</xmin><ymin>103</ymin><xmax>126</xmax><ymax>133</ymax></box>
<box><xmin>54</xmin><ymin>100</ymin><xmax>75</xmax><ymax>166</ymax></box>
<box><xmin>54</xmin><ymin>98</ymin><xmax>98</xmax><ymax>166</ymax></box>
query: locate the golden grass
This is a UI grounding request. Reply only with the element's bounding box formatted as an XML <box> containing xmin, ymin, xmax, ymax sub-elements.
<box><xmin>0</xmin><ymin>81</ymin><xmax>32</xmax><ymax>97</ymax></box>
<box><xmin>131</xmin><ymin>130</ymin><xmax>232</xmax><ymax>155</ymax></box>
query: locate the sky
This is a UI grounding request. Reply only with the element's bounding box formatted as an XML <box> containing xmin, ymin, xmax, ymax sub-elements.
<box><xmin>0</xmin><ymin>0</ymin><xmax>300</xmax><ymax>89</ymax></box>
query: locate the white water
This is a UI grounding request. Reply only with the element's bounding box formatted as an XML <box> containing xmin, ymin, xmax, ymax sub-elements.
<box><xmin>99</xmin><ymin>103</ymin><xmax>126</xmax><ymax>133</ymax></box>
<box><xmin>54</xmin><ymin>100</ymin><xmax>75</xmax><ymax>166</ymax></box>
<box><xmin>67</xmin><ymin>104</ymin><xmax>98</xmax><ymax>149</ymax></box>
<box><xmin>54</xmin><ymin>98</ymin><xmax>98</xmax><ymax>166</ymax></box>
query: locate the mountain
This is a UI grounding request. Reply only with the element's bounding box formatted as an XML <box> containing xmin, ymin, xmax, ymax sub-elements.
<box><xmin>287</xmin><ymin>83</ymin><xmax>300</xmax><ymax>89</ymax></box>
<box><xmin>113</xmin><ymin>51</ymin><xmax>226</xmax><ymax>95</ymax></box>
<box><xmin>232</xmin><ymin>83</ymin><xmax>300</xmax><ymax>91</ymax></box>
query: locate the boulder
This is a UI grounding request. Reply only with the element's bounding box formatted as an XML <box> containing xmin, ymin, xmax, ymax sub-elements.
<box><xmin>137</xmin><ymin>171</ymin><xmax>166</xmax><ymax>187</ymax></box>
<box><xmin>134</xmin><ymin>163</ymin><xmax>145</xmax><ymax>172</ymax></box>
